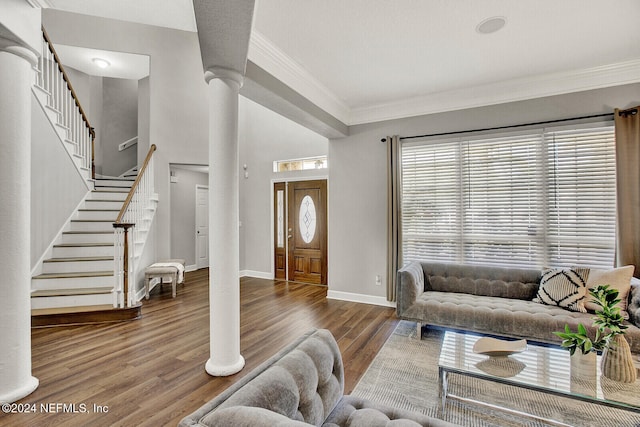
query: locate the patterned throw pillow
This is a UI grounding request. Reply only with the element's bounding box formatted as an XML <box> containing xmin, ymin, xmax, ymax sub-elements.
<box><xmin>533</xmin><ymin>267</ymin><xmax>590</xmax><ymax>312</ymax></box>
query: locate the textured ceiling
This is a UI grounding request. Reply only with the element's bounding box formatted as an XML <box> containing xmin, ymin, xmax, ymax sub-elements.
<box><xmin>42</xmin><ymin>0</ymin><xmax>640</xmax><ymax>125</ymax></box>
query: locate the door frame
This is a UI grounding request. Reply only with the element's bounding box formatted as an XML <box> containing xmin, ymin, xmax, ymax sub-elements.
<box><xmin>195</xmin><ymin>184</ymin><xmax>209</xmax><ymax>270</ymax></box>
<box><xmin>270</xmin><ymin>175</ymin><xmax>329</xmax><ymax>282</ymax></box>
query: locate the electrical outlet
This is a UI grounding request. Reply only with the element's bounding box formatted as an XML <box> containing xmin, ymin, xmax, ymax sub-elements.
<box><xmin>375</xmin><ymin>275</ymin><xmax>381</xmax><ymax>286</ymax></box>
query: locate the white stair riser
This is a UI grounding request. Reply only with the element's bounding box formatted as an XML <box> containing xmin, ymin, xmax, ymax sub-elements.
<box><xmin>31</xmin><ymin>274</ymin><xmax>113</xmax><ymax>291</ymax></box>
<box><xmin>69</xmin><ymin>221</ymin><xmax>114</xmax><ymax>232</ymax></box>
<box><xmin>88</xmin><ymin>191</ymin><xmax>128</xmax><ymax>201</ymax></box>
<box><xmin>31</xmin><ymin>293</ymin><xmax>114</xmax><ymax>310</ymax></box>
<box><xmin>53</xmin><ymin>245</ymin><xmax>114</xmax><ymax>258</ymax></box>
<box><xmin>95</xmin><ymin>179</ymin><xmax>134</xmax><ymax>188</ymax></box>
<box><xmin>42</xmin><ymin>259</ymin><xmax>114</xmax><ymax>274</ymax></box>
<box><xmin>76</xmin><ymin>210</ymin><xmax>119</xmax><ymax>221</ymax></box>
<box><xmin>84</xmin><ymin>200</ymin><xmax>123</xmax><ymax>210</ymax></box>
<box><xmin>61</xmin><ymin>233</ymin><xmax>114</xmax><ymax>244</ymax></box>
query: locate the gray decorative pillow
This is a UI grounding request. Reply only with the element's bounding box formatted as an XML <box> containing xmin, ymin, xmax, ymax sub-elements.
<box><xmin>533</xmin><ymin>267</ymin><xmax>590</xmax><ymax>312</ymax></box>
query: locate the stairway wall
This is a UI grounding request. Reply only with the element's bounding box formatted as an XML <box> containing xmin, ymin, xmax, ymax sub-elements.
<box><xmin>31</xmin><ymin>93</ymin><xmax>88</xmax><ymax>268</ymax></box>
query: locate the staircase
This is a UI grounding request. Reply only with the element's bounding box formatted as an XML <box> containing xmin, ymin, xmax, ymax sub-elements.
<box><xmin>29</xmin><ymin>28</ymin><xmax>157</xmax><ymax>326</ymax></box>
<box><xmin>31</xmin><ymin>177</ymin><xmax>140</xmax><ymax>325</ymax></box>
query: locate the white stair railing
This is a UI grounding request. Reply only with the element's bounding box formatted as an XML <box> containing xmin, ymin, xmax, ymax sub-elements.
<box><xmin>113</xmin><ymin>144</ymin><xmax>157</xmax><ymax>308</ymax></box>
<box><xmin>34</xmin><ymin>27</ymin><xmax>95</xmax><ymax>180</ymax></box>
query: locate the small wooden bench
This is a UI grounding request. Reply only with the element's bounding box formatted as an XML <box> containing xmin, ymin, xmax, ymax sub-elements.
<box><xmin>144</xmin><ymin>259</ymin><xmax>186</xmax><ymax>299</ymax></box>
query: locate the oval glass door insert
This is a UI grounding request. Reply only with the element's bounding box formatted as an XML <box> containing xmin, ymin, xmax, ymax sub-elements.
<box><xmin>299</xmin><ymin>195</ymin><xmax>317</xmax><ymax>243</ymax></box>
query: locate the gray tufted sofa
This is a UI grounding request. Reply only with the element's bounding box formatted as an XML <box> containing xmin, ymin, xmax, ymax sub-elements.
<box><xmin>397</xmin><ymin>261</ymin><xmax>640</xmax><ymax>353</ymax></box>
<box><xmin>179</xmin><ymin>329</ymin><xmax>457</xmax><ymax>427</ymax></box>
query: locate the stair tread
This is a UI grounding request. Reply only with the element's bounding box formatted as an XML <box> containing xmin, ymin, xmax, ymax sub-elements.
<box><xmin>33</xmin><ymin>271</ymin><xmax>113</xmax><ymax>279</ymax></box>
<box><xmin>71</xmin><ymin>219</ymin><xmax>116</xmax><ymax>222</ymax></box>
<box><xmin>32</xmin><ymin>305</ymin><xmax>114</xmax><ymax>316</ymax></box>
<box><xmin>78</xmin><ymin>208</ymin><xmax>120</xmax><ymax>212</ymax></box>
<box><xmin>44</xmin><ymin>256</ymin><xmax>113</xmax><ymax>263</ymax></box>
<box><xmin>92</xmin><ymin>190</ymin><xmax>129</xmax><ymax>193</ymax></box>
<box><xmin>31</xmin><ymin>287</ymin><xmax>114</xmax><ymax>297</ymax></box>
<box><xmin>54</xmin><ymin>243</ymin><xmax>113</xmax><ymax>247</ymax></box>
<box><xmin>63</xmin><ymin>231</ymin><xmax>113</xmax><ymax>235</ymax></box>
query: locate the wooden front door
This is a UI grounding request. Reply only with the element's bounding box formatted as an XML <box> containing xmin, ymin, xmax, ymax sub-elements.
<box><xmin>273</xmin><ymin>180</ymin><xmax>328</xmax><ymax>284</ymax></box>
<box><xmin>287</xmin><ymin>180</ymin><xmax>327</xmax><ymax>285</ymax></box>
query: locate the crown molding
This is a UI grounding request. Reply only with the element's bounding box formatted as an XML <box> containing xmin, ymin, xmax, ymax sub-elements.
<box><xmin>26</xmin><ymin>0</ymin><xmax>52</xmax><ymax>8</ymax></box>
<box><xmin>246</xmin><ymin>31</ymin><xmax>640</xmax><ymax>127</ymax></box>
<box><xmin>349</xmin><ymin>59</ymin><xmax>640</xmax><ymax>125</ymax></box>
<box><xmin>248</xmin><ymin>30</ymin><xmax>351</xmax><ymax>124</ymax></box>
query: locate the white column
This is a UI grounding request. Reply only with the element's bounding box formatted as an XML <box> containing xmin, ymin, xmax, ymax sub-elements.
<box><xmin>204</xmin><ymin>67</ymin><xmax>245</xmax><ymax>376</ymax></box>
<box><xmin>0</xmin><ymin>37</ymin><xmax>39</xmax><ymax>403</ymax></box>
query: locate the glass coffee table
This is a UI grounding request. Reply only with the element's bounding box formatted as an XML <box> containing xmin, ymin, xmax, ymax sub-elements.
<box><xmin>438</xmin><ymin>331</ymin><xmax>640</xmax><ymax>426</ymax></box>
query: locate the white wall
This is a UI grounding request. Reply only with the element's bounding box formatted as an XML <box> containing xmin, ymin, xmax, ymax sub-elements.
<box><xmin>101</xmin><ymin>77</ymin><xmax>138</xmax><ymax>176</ymax></box>
<box><xmin>31</xmin><ymin>93</ymin><xmax>88</xmax><ymax>268</ymax></box>
<box><xmin>239</xmin><ymin>96</ymin><xmax>328</xmax><ymax>277</ymax></box>
<box><xmin>328</xmin><ymin>83</ymin><xmax>640</xmax><ymax>304</ymax></box>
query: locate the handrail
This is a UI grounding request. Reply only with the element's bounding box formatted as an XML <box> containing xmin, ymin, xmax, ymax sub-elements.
<box><xmin>41</xmin><ymin>26</ymin><xmax>94</xmax><ymax>137</ymax></box>
<box><xmin>113</xmin><ymin>144</ymin><xmax>157</xmax><ymax>308</ymax></box>
<box><xmin>38</xmin><ymin>26</ymin><xmax>96</xmax><ymax>180</ymax></box>
<box><xmin>115</xmin><ymin>144</ymin><xmax>157</xmax><ymax>224</ymax></box>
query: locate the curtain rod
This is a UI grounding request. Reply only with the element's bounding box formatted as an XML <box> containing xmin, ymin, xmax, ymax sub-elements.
<box><xmin>380</xmin><ymin>112</ymin><xmax>614</xmax><ymax>143</ymax></box>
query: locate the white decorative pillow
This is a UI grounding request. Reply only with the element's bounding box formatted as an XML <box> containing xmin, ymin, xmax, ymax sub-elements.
<box><xmin>533</xmin><ymin>267</ymin><xmax>590</xmax><ymax>312</ymax></box>
<box><xmin>583</xmin><ymin>265</ymin><xmax>635</xmax><ymax>314</ymax></box>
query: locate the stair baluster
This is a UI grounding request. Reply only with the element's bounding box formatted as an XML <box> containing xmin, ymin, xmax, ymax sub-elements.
<box><xmin>113</xmin><ymin>144</ymin><xmax>157</xmax><ymax>308</ymax></box>
<box><xmin>34</xmin><ymin>26</ymin><xmax>96</xmax><ymax>183</ymax></box>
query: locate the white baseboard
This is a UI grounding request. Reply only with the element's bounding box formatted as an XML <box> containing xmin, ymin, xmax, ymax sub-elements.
<box><xmin>327</xmin><ymin>290</ymin><xmax>396</xmax><ymax>308</ymax></box>
<box><xmin>186</xmin><ymin>264</ymin><xmax>198</xmax><ymax>272</ymax></box>
<box><xmin>240</xmin><ymin>270</ymin><xmax>274</xmax><ymax>280</ymax></box>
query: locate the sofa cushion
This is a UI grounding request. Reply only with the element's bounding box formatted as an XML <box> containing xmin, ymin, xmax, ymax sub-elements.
<box><xmin>533</xmin><ymin>267</ymin><xmax>589</xmax><ymax>312</ymax></box>
<box><xmin>324</xmin><ymin>395</ymin><xmax>455</xmax><ymax>427</ymax></box>
<box><xmin>402</xmin><ymin>290</ymin><xmax>640</xmax><ymax>352</ymax></box>
<box><xmin>421</xmin><ymin>263</ymin><xmax>540</xmax><ymax>300</ymax></box>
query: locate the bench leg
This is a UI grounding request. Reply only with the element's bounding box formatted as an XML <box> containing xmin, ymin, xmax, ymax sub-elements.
<box><xmin>145</xmin><ymin>277</ymin><xmax>150</xmax><ymax>300</ymax></box>
<box><xmin>416</xmin><ymin>322</ymin><xmax>423</xmax><ymax>340</ymax></box>
<box><xmin>172</xmin><ymin>272</ymin><xmax>177</xmax><ymax>298</ymax></box>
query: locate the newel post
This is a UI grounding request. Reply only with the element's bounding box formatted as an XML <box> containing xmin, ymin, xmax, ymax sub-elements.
<box><xmin>114</xmin><ymin>223</ymin><xmax>134</xmax><ymax>307</ymax></box>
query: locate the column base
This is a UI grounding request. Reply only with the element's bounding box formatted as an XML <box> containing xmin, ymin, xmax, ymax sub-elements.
<box><xmin>205</xmin><ymin>355</ymin><xmax>245</xmax><ymax>377</ymax></box>
<box><xmin>0</xmin><ymin>376</ymin><xmax>38</xmax><ymax>404</ymax></box>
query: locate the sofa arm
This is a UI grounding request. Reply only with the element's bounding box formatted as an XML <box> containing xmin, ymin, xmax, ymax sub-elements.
<box><xmin>396</xmin><ymin>261</ymin><xmax>424</xmax><ymax>317</ymax></box>
<box><xmin>628</xmin><ymin>278</ymin><xmax>640</xmax><ymax>328</ymax></box>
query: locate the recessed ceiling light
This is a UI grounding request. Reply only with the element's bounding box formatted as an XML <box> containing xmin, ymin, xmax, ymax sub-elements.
<box><xmin>476</xmin><ymin>16</ymin><xmax>507</xmax><ymax>35</ymax></box>
<box><xmin>92</xmin><ymin>58</ymin><xmax>110</xmax><ymax>69</ymax></box>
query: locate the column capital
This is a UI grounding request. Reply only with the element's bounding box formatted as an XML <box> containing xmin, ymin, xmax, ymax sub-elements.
<box><xmin>0</xmin><ymin>36</ymin><xmax>38</xmax><ymax>66</ymax></box>
<box><xmin>204</xmin><ymin>67</ymin><xmax>244</xmax><ymax>88</ymax></box>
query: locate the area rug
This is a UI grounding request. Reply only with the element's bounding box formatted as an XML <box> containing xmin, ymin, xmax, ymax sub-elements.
<box><xmin>351</xmin><ymin>321</ymin><xmax>640</xmax><ymax>427</ymax></box>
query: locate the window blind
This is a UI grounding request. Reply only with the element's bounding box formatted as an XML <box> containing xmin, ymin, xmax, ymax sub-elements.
<box><xmin>401</xmin><ymin>125</ymin><xmax>616</xmax><ymax>269</ymax></box>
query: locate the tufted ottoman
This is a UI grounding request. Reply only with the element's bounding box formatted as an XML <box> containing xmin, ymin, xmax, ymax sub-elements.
<box><xmin>179</xmin><ymin>329</ymin><xmax>457</xmax><ymax>427</ymax></box>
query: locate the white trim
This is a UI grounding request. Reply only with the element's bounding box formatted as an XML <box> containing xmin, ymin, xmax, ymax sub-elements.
<box><xmin>248</xmin><ymin>30</ymin><xmax>351</xmax><ymax>124</ymax></box>
<box><xmin>30</xmin><ymin>193</ymin><xmax>90</xmax><ymax>277</ymax></box>
<box><xmin>186</xmin><ymin>264</ymin><xmax>198</xmax><ymax>273</ymax></box>
<box><xmin>247</xmin><ymin>36</ymin><xmax>640</xmax><ymax>126</ymax></box>
<box><xmin>350</xmin><ymin>59</ymin><xmax>640</xmax><ymax>125</ymax></box>
<box><xmin>240</xmin><ymin>270</ymin><xmax>274</xmax><ymax>279</ymax></box>
<box><xmin>31</xmin><ymin>88</ymin><xmax>93</xmax><ymax>191</ymax></box>
<box><xmin>327</xmin><ymin>290</ymin><xmax>396</xmax><ymax>308</ymax></box>
<box><xmin>26</xmin><ymin>0</ymin><xmax>52</xmax><ymax>8</ymax></box>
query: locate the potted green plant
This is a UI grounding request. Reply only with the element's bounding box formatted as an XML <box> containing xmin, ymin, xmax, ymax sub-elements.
<box><xmin>554</xmin><ymin>285</ymin><xmax>636</xmax><ymax>382</ymax></box>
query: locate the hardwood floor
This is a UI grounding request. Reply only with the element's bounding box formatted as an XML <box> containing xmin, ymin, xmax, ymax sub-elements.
<box><xmin>4</xmin><ymin>269</ymin><xmax>398</xmax><ymax>427</ymax></box>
